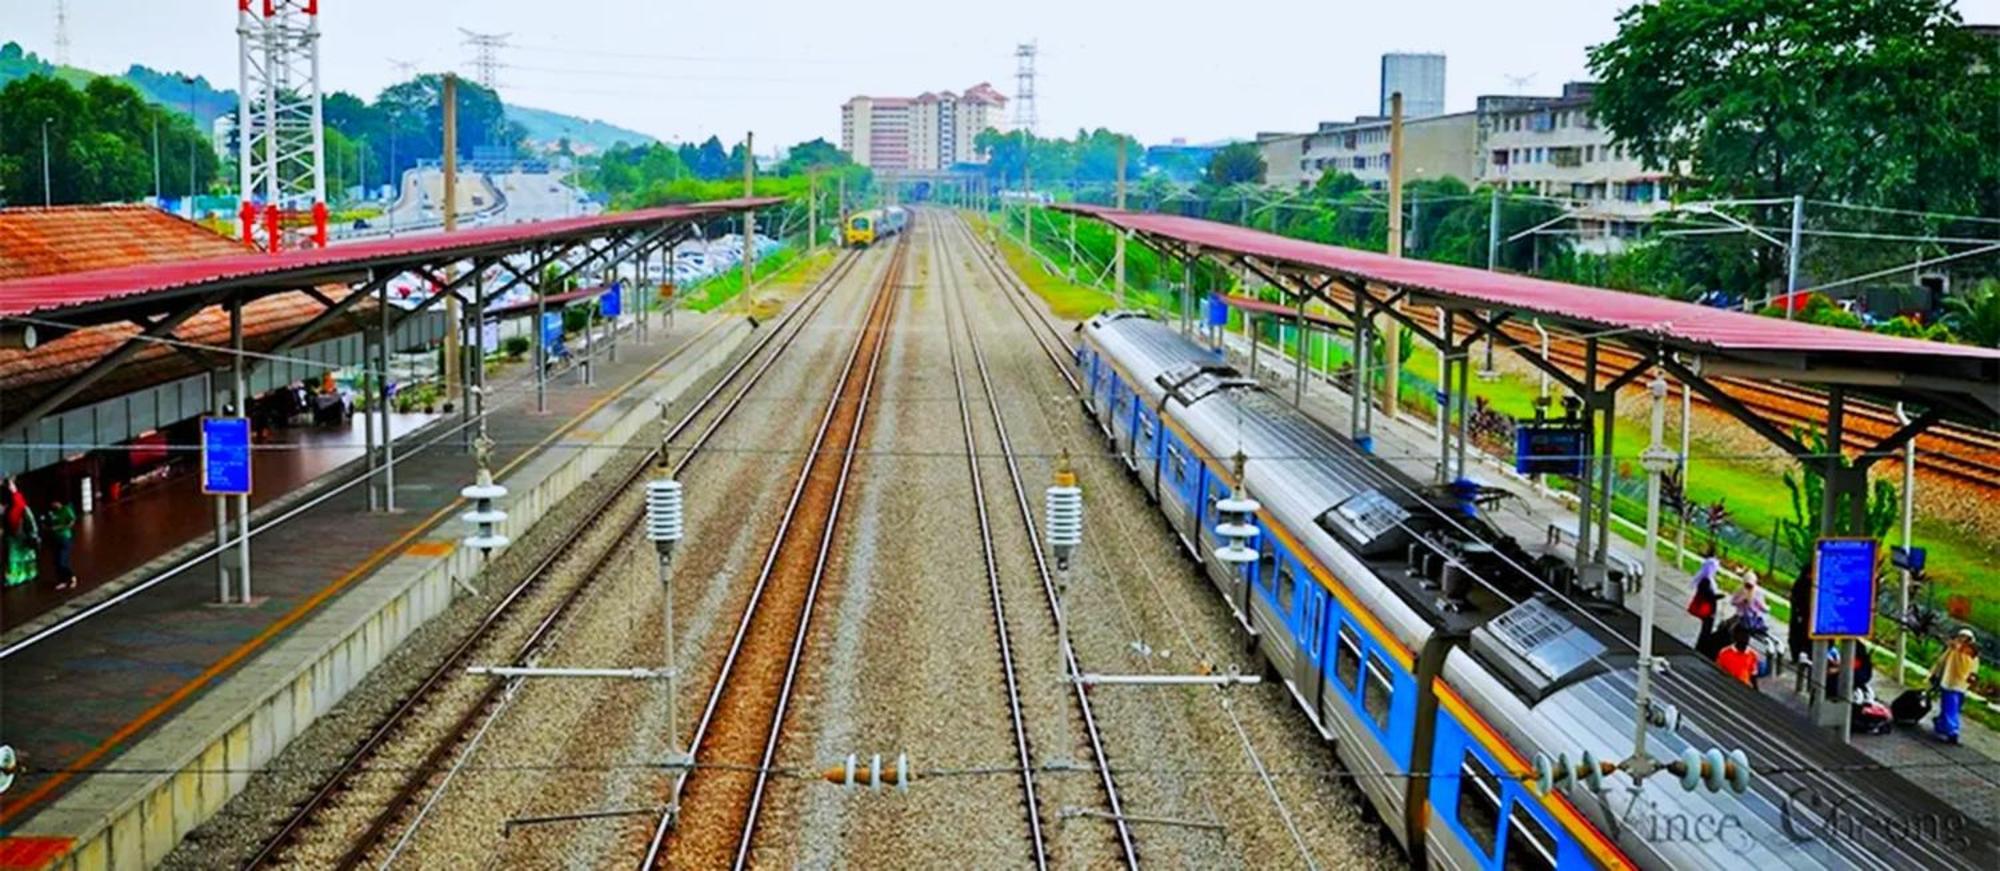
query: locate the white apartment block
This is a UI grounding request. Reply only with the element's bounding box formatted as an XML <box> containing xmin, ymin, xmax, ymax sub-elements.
<box><xmin>842</xmin><ymin>83</ymin><xmax>1007</xmax><ymax>172</ymax></box>
<box><xmin>1259</xmin><ymin>81</ymin><xmax>1672</xmax><ymax>252</ymax></box>
<box><xmin>1263</xmin><ymin>112</ymin><xmax>1479</xmax><ymax>191</ymax></box>
<box><xmin>1477</xmin><ymin>82</ymin><xmax>1674</xmax><ymax>251</ymax></box>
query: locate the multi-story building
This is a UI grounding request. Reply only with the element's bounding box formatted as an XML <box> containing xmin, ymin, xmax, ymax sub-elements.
<box><xmin>1259</xmin><ymin>80</ymin><xmax>1672</xmax><ymax>252</ymax></box>
<box><xmin>1262</xmin><ymin>111</ymin><xmax>1479</xmax><ymax>191</ymax></box>
<box><xmin>841</xmin><ymin>83</ymin><xmax>1007</xmax><ymax>172</ymax></box>
<box><xmin>1380</xmin><ymin>53</ymin><xmax>1446</xmax><ymax>119</ymax></box>
<box><xmin>1476</xmin><ymin>81</ymin><xmax>1673</xmax><ymax>250</ymax></box>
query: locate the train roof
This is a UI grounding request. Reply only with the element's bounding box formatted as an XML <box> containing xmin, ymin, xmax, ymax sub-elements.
<box><xmin>1083</xmin><ymin>312</ymin><xmax>2000</xmax><ymax>868</ymax></box>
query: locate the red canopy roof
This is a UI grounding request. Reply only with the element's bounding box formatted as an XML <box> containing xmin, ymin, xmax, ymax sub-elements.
<box><xmin>0</xmin><ymin>198</ymin><xmax>781</xmax><ymax>324</ymax></box>
<box><xmin>1055</xmin><ymin>205</ymin><xmax>2000</xmax><ymax>364</ymax></box>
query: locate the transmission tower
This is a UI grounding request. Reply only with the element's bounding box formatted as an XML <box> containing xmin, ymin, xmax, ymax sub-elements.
<box><xmin>53</xmin><ymin>1</ymin><xmax>71</xmax><ymax>66</ymax></box>
<box><xmin>1013</xmin><ymin>41</ymin><xmax>1038</xmax><ymax>135</ymax></box>
<box><xmin>236</xmin><ymin>0</ymin><xmax>327</xmax><ymax>250</ymax></box>
<box><xmin>388</xmin><ymin>57</ymin><xmax>419</xmax><ymax>80</ymax></box>
<box><xmin>460</xmin><ymin>29</ymin><xmax>510</xmax><ymax>90</ymax></box>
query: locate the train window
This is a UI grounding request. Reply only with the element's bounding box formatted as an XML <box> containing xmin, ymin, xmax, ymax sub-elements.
<box><xmin>1257</xmin><ymin>535</ymin><xmax>1278</xmax><ymax>588</ymax></box>
<box><xmin>1503</xmin><ymin>803</ymin><xmax>1558</xmax><ymax>871</ymax></box>
<box><xmin>1456</xmin><ymin>754</ymin><xmax>1503</xmax><ymax>858</ymax></box>
<box><xmin>1167</xmin><ymin>445</ymin><xmax>1187</xmax><ymax>483</ymax></box>
<box><xmin>1204</xmin><ymin>491</ymin><xmax>1220</xmax><ymax>526</ymax></box>
<box><xmin>1335</xmin><ymin>625</ymin><xmax>1361</xmax><ymax>694</ymax></box>
<box><xmin>1276</xmin><ymin>562</ymin><xmax>1296</xmax><ymax>611</ymax></box>
<box><xmin>1363</xmin><ymin>653</ymin><xmax>1393</xmax><ymax>728</ymax></box>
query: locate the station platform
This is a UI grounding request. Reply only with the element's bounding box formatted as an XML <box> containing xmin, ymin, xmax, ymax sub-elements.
<box><xmin>1</xmin><ymin>414</ymin><xmax>436</xmax><ymax>633</ymax></box>
<box><xmin>1218</xmin><ymin>327</ymin><xmax>2000</xmax><ymax>835</ymax></box>
<box><xmin>0</xmin><ymin>310</ymin><xmax>747</xmax><ymax>863</ymax></box>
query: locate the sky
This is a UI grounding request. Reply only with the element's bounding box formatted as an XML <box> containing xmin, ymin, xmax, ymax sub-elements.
<box><xmin>7</xmin><ymin>0</ymin><xmax>2000</xmax><ymax>150</ymax></box>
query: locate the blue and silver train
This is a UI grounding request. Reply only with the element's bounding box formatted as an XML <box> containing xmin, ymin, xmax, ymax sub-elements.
<box><xmin>1075</xmin><ymin>312</ymin><xmax>1994</xmax><ymax>870</ymax></box>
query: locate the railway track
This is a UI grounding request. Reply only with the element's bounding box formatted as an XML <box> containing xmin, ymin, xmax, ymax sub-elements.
<box><xmin>1308</xmin><ymin>286</ymin><xmax>2000</xmax><ymax>487</ymax></box>
<box><xmin>944</xmin><ymin>211</ymin><xmax>1143</xmax><ymax>868</ymax></box>
<box><xmin>245</xmin><ymin>247</ymin><xmax>867</xmax><ymax>870</ymax></box>
<box><xmin>932</xmin><ymin>216</ymin><xmax>1051</xmax><ymax>868</ymax></box>
<box><xmin>646</xmin><ymin>229</ymin><xmax>909</xmax><ymax>869</ymax></box>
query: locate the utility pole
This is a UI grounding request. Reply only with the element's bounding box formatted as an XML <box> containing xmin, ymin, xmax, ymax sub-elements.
<box><xmin>741</xmin><ymin>131</ymin><xmax>755</xmax><ymax>315</ymax></box>
<box><xmin>808</xmin><ymin>169</ymin><xmax>819</xmax><ymax>254</ymax></box>
<box><xmin>837</xmin><ymin>172</ymin><xmax>847</xmax><ymax>246</ymax></box>
<box><xmin>442</xmin><ymin>75</ymin><xmax>461</xmax><ymax>415</ymax></box>
<box><xmin>153</xmin><ymin>115</ymin><xmax>162</xmax><ymax>201</ymax></box>
<box><xmin>1022</xmin><ymin>127</ymin><xmax>1033</xmax><ymax>252</ymax></box>
<box><xmin>1784</xmin><ymin>194</ymin><xmax>1804</xmax><ymax>320</ymax></box>
<box><xmin>1382</xmin><ymin>92</ymin><xmax>1405</xmax><ymax>420</ymax></box>
<box><xmin>1114</xmin><ymin>138</ymin><xmax>1128</xmax><ymax>307</ymax></box>
<box><xmin>41</xmin><ymin>118</ymin><xmax>53</xmax><ymax>207</ymax></box>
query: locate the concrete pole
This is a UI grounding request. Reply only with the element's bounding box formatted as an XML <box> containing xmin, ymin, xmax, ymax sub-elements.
<box><xmin>1896</xmin><ymin>402</ymin><xmax>1915</xmax><ymax>683</ymax></box>
<box><xmin>213</xmin><ymin>351</ymin><xmax>232</xmax><ymax>602</ymax></box>
<box><xmin>1677</xmin><ymin>380</ymin><xmax>1691</xmax><ymax>567</ymax></box>
<box><xmin>1293</xmin><ymin>295</ymin><xmax>1308</xmax><ymax>408</ymax></box>
<box><xmin>1023</xmin><ymin>128</ymin><xmax>1034</xmax><ymax>253</ymax></box>
<box><xmin>535</xmin><ymin>275</ymin><xmax>548</xmax><ymax>415</ymax></box>
<box><xmin>1629</xmin><ymin>376</ymin><xmax>1671</xmax><ymax>775</ymax></box>
<box><xmin>462</xmin><ymin>263</ymin><xmax>477</xmax><ymax>449</ymax></box>
<box><xmin>1487</xmin><ymin>186</ymin><xmax>1501</xmax><ymax>270</ymax></box>
<box><xmin>442</xmin><ymin>75</ymin><xmax>462</xmax><ymax>417</ymax></box>
<box><xmin>1383</xmin><ymin>92</ymin><xmax>1405</xmax><ymax>420</ymax></box>
<box><xmin>232</xmin><ymin>298</ymin><xmax>251</xmax><ymax>603</ymax></box>
<box><xmin>1115</xmin><ymin>140</ymin><xmax>1128</xmax><ymax>307</ymax></box>
<box><xmin>742</xmin><ymin>131</ymin><xmax>756</xmax><ymax>315</ymax></box>
<box><xmin>473</xmin><ymin>265</ymin><xmax>486</xmax><ymax>438</ymax></box>
<box><xmin>1068</xmin><ymin>212</ymin><xmax>1078</xmax><ymax>282</ymax></box>
<box><xmin>1785</xmin><ymin>194</ymin><xmax>1804</xmax><ymax>320</ymax></box>
<box><xmin>363</xmin><ymin>327</ymin><xmax>378</xmax><ymax>512</ymax></box>
<box><xmin>1437</xmin><ymin>310</ymin><xmax>1452</xmax><ymax>484</ymax></box>
<box><xmin>808</xmin><ymin>170</ymin><xmax>818</xmax><ymax>255</ymax></box>
<box><xmin>837</xmin><ymin>173</ymin><xmax>847</xmax><ymax>247</ymax></box>
<box><xmin>1455</xmin><ymin>338</ymin><xmax>1471</xmax><ymax>482</ymax></box>
<box><xmin>379</xmin><ymin>280</ymin><xmax>397</xmax><ymax>512</ymax></box>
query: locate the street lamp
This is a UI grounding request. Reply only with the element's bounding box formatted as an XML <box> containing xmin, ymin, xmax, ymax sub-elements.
<box><xmin>41</xmin><ymin>118</ymin><xmax>53</xmax><ymax>207</ymax></box>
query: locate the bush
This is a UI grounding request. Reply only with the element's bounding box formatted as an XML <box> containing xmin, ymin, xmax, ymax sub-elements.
<box><xmin>502</xmin><ymin>335</ymin><xmax>531</xmax><ymax>358</ymax></box>
<box><xmin>562</xmin><ymin>306</ymin><xmax>591</xmax><ymax>334</ymax></box>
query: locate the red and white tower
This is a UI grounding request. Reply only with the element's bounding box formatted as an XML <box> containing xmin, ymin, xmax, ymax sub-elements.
<box><xmin>236</xmin><ymin>0</ymin><xmax>327</xmax><ymax>251</ymax></box>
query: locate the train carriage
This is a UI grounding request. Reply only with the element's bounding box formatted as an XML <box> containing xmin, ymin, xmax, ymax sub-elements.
<box><xmin>1074</xmin><ymin>311</ymin><xmax>1997</xmax><ymax>870</ymax></box>
<box><xmin>844</xmin><ymin>206</ymin><xmax>909</xmax><ymax>248</ymax></box>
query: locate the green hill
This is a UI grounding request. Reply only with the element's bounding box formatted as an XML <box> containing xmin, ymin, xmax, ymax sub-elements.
<box><xmin>506</xmin><ymin>103</ymin><xmax>656</xmax><ymax>153</ymax></box>
<box><xmin>1</xmin><ymin>42</ymin><xmax>652</xmax><ymax>155</ymax></box>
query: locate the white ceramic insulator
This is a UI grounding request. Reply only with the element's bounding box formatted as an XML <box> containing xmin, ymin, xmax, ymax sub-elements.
<box><xmin>647</xmin><ymin>479</ymin><xmax>685</xmax><ymax>544</ymax></box>
<box><xmin>1216</xmin><ymin>497</ymin><xmax>1261</xmax><ymax>515</ymax></box>
<box><xmin>460</xmin><ymin>480</ymin><xmax>510</xmax><ymax>555</ymax></box>
<box><xmin>1215</xmin><ymin>522</ymin><xmax>1259</xmax><ymax>539</ymax></box>
<box><xmin>1044</xmin><ymin>485</ymin><xmax>1083</xmax><ymax>549</ymax></box>
<box><xmin>1215</xmin><ymin>542</ymin><xmax>1259</xmax><ymax>565</ymax></box>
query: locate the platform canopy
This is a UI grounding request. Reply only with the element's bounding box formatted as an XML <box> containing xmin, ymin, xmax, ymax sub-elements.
<box><xmin>1054</xmin><ymin>204</ymin><xmax>1999</xmax><ymax>423</ymax></box>
<box><xmin>0</xmin><ymin>197</ymin><xmax>782</xmax><ymax>329</ymax></box>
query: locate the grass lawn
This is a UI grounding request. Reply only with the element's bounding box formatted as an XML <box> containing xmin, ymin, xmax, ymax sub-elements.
<box><xmin>680</xmin><ymin>245</ymin><xmax>820</xmax><ymax>313</ymax></box>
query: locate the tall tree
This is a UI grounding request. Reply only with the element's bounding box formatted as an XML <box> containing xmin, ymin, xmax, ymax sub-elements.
<box><xmin>1588</xmin><ymin>0</ymin><xmax>2000</xmax><ymax>283</ymax></box>
<box><xmin>1204</xmin><ymin>142</ymin><xmax>1267</xmax><ymax>187</ymax></box>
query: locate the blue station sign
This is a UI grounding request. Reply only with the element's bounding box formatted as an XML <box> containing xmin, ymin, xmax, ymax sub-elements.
<box><xmin>1810</xmin><ymin>537</ymin><xmax>1878</xmax><ymax>639</ymax></box>
<box><xmin>201</xmin><ymin>416</ymin><xmax>253</xmax><ymax>496</ymax></box>
<box><xmin>600</xmin><ymin>282</ymin><xmax>623</xmax><ymax>319</ymax></box>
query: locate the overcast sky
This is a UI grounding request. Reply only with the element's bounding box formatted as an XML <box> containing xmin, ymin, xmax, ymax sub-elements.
<box><xmin>8</xmin><ymin>0</ymin><xmax>2000</xmax><ymax>150</ymax></box>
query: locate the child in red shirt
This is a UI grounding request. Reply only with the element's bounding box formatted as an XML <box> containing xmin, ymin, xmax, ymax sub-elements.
<box><xmin>1715</xmin><ymin>622</ymin><xmax>1760</xmax><ymax>688</ymax></box>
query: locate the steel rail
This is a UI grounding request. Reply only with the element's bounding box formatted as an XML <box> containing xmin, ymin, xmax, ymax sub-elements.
<box><xmin>932</xmin><ymin>215</ymin><xmax>1052</xmax><ymax>869</ymax></box>
<box><xmin>245</xmin><ymin>247</ymin><xmax>864</xmax><ymax>870</ymax></box>
<box><xmin>643</xmin><ymin>231</ymin><xmax>909</xmax><ymax>869</ymax></box>
<box><xmin>945</xmin><ymin>210</ymin><xmax>1142</xmax><ymax>868</ymax></box>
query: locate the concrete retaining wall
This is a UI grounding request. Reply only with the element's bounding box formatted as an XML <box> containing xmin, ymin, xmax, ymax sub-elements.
<box><xmin>23</xmin><ymin>320</ymin><xmax>752</xmax><ymax>870</ymax></box>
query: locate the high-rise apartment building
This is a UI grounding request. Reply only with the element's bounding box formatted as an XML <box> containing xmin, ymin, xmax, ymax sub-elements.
<box><xmin>1380</xmin><ymin>53</ymin><xmax>1447</xmax><ymax>119</ymax></box>
<box><xmin>842</xmin><ymin>83</ymin><xmax>1008</xmax><ymax>172</ymax></box>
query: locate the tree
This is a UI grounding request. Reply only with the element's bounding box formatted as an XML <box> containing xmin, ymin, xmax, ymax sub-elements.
<box><xmin>0</xmin><ymin>73</ymin><xmax>216</xmax><ymax>205</ymax></box>
<box><xmin>777</xmin><ymin>137</ymin><xmax>848</xmax><ymax>175</ymax></box>
<box><xmin>375</xmin><ymin>75</ymin><xmax>522</xmax><ymax>165</ymax></box>
<box><xmin>1204</xmin><ymin>142</ymin><xmax>1266</xmax><ymax>186</ymax></box>
<box><xmin>1940</xmin><ymin>278</ymin><xmax>2000</xmax><ymax>348</ymax></box>
<box><xmin>1779</xmin><ymin>425</ymin><xmax>1899</xmax><ymax>576</ymax></box>
<box><xmin>1588</xmin><ymin>0</ymin><xmax>2000</xmax><ymax>285</ymax></box>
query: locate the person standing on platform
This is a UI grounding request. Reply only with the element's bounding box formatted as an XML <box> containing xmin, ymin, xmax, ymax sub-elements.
<box><xmin>43</xmin><ymin>497</ymin><xmax>77</xmax><ymax>591</ymax></box>
<box><xmin>2</xmin><ymin>478</ymin><xmax>38</xmax><ymax>587</ymax></box>
<box><xmin>1930</xmin><ymin>628</ymin><xmax>1980</xmax><ymax>745</ymax></box>
<box><xmin>1688</xmin><ymin>549</ymin><xmax>1724</xmax><ymax>651</ymax></box>
<box><xmin>1731</xmin><ymin>569</ymin><xmax>1769</xmax><ymax>633</ymax></box>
